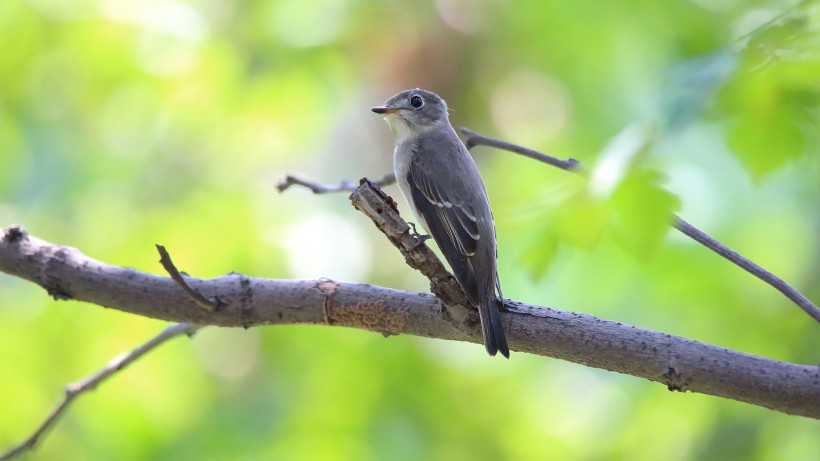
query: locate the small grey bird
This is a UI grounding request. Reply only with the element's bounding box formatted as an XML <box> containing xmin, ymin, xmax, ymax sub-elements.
<box><xmin>372</xmin><ymin>89</ymin><xmax>509</xmax><ymax>358</ymax></box>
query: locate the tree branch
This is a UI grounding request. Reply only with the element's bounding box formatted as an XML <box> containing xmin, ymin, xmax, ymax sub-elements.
<box><xmin>460</xmin><ymin>128</ymin><xmax>586</xmax><ymax>172</ymax></box>
<box><xmin>276</xmin><ymin>173</ymin><xmax>396</xmax><ymax>193</ymax></box>
<box><xmin>156</xmin><ymin>244</ymin><xmax>221</xmax><ymax>311</ymax></box>
<box><xmin>457</xmin><ymin>128</ymin><xmax>820</xmax><ymax>324</ymax></box>
<box><xmin>274</xmin><ymin>128</ymin><xmax>820</xmax><ymax>323</ymax></box>
<box><xmin>0</xmin><ymin>322</ymin><xmax>200</xmax><ymax>461</ymax></box>
<box><xmin>2</xmin><ymin>212</ymin><xmax>819</xmax><ymax>420</ymax></box>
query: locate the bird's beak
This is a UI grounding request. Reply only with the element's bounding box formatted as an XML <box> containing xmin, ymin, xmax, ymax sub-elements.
<box><xmin>371</xmin><ymin>105</ymin><xmax>399</xmax><ymax>114</ymax></box>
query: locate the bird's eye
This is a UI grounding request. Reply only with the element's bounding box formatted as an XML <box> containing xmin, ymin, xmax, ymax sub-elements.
<box><xmin>410</xmin><ymin>95</ymin><xmax>424</xmax><ymax>109</ymax></box>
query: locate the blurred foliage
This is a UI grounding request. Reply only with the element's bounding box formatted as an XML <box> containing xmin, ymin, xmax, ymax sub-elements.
<box><xmin>719</xmin><ymin>1</ymin><xmax>820</xmax><ymax>179</ymax></box>
<box><xmin>1</xmin><ymin>0</ymin><xmax>819</xmax><ymax>460</ymax></box>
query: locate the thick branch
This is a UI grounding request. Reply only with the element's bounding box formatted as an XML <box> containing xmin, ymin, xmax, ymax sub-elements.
<box><xmin>1</xmin><ymin>223</ymin><xmax>818</xmax><ymax>418</ymax></box>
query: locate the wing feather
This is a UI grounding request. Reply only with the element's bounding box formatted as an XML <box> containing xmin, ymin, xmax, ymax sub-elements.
<box><xmin>409</xmin><ymin>164</ymin><xmax>479</xmax><ymax>257</ymax></box>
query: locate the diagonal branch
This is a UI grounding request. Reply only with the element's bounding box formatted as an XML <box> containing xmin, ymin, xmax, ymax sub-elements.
<box><xmin>0</xmin><ymin>322</ymin><xmax>200</xmax><ymax>461</ymax></box>
<box><xmin>347</xmin><ymin>179</ymin><xmax>480</xmax><ymax>327</ymax></box>
<box><xmin>672</xmin><ymin>216</ymin><xmax>820</xmax><ymax>322</ymax></box>
<box><xmin>0</xmin><ymin>241</ymin><xmax>213</xmax><ymax>461</ymax></box>
<box><xmin>457</xmin><ymin>128</ymin><xmax>820</xmax><ymax>324</ymax></box>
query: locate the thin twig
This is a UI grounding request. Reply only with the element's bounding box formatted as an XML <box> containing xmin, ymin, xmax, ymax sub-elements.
<box><xmin>460</xmin><ymin>128</ymin><xmax>586</xmax><ymax>172</ymax></box>
<box><xmin>156</xmin><ymin>244</ymin><xmax>221</xmax><ymax>311</ymax></box>
<box><xmin>458</xmin><ymin>128</ymin><xmax>820</xmax><ymax>324</ymax></box>
<box><xmin>0</xmin><ymin>323</ymin><xmax>201</xmax><ymax>461</ymax></box>
<box><xmin>276</xmin><ymin>173</ymin><xmax>396</xmax><ymax>194</ymax></box>
<box><xmin>674</xmin><ymin>217</ymin><xmax>820</xmax><ymax>322</ymax></box>
<box><xmin>0</xmin><ymin>245</ymin><xmax>219</xmax><ymax>459</ymax></box>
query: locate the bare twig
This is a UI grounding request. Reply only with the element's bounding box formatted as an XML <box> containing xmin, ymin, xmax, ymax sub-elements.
<box><xmin>458</xmin><ymin>128</ymin><xmax>820</xmax><ymax>324</ymax></box>
<box><xmin>460</xmin><ymin>128</ymin><xmax>586</xmax><ymax>172</ymax></box>
<box><xmin>0</xmin><ymin>244</ymin><xmax>216</xmax><ymax>459</ymax></box>
<box><xmin>673</xmin><ymin>217</ymin><xmax>820</xmax><ymax>322</ymax></box>
<box><xmin>276</xmin><ymin>173</ymin><xmax>396</xmax><ymax>194</ymax></box>
<box><xmin>0</xmin><ymin>322</ymin><xmax>201</xmax><ymax>461</ymax></box>
<box><xmin>156</xmin><ymin>244</ymin><xmax>221</xmax><ymax>311</ymax></box>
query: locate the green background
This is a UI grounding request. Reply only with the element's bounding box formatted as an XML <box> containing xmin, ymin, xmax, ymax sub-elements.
<box><xmin>1</xmin><ymin>0</ymin><xmax>819</xmax><ymax>459</ymax></box>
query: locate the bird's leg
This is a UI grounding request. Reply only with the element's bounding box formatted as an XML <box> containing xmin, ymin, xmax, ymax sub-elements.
<box><xmin>407</xmin><ymin>222</ymin><xmax>431</xmax><ymax>251</ymax></box>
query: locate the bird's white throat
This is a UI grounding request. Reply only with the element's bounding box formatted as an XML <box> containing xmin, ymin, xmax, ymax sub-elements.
<box><xmin>384</xmin><ymin>117</ymin><xmax>416</xmax><ymax>145</ymax></box>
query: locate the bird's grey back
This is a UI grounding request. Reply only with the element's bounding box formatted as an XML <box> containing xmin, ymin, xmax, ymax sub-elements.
<box><xmin>407</xmin><ymin>127</ymin><xmax>492</xmax><ymax>214</ymax></box>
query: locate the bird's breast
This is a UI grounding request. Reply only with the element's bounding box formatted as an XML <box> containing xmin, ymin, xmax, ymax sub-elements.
<box><xmin>392</xmin><ymin>142</ymin><xmax>428</xmax><ymax>233</ymax></box>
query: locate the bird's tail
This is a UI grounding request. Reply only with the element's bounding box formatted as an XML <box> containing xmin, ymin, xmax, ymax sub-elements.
<box><xmin>479</xmin><ymin>295</ymin><xmax>509</xmax><ymax>358</ymax></box>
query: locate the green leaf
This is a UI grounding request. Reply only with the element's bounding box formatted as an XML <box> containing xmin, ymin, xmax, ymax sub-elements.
<box><xmin>661</xmin><ymin>48</ymin><xmax>738</xmax><ymax>131</ymax></box>
<box><xmin>717</xmin><ymin>3</ymin><xmax>820</xmax><ymax>179</ymax></box>
<box><xmin>552</xmin><ymin>190</ymin><xmax>611</xmax><ymax>249</ymax></box>
<box><xmin>726</xmin><ymin>98</ymin><xmax>810</xmax><ymax>180</ymax></box>
<box><xmin>609</xmin><ymin>169</ymin><xmax>680</xmax><ymax>260</ymax></box>
<box><xmin>517</xmin><ymin>223</ymin><xmax>560</xmax><ymax>280</ymax></box>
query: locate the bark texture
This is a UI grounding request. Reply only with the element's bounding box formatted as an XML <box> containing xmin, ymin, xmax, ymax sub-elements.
<box><xmin>2</xmin><ymin>195</ymin><xmax>818</xmax><ymax>419</ymax></box>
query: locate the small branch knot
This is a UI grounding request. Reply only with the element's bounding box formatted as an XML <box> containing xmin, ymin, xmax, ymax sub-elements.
<box><xmin>662</xmin><ymin>366</ymin><xmax>691</xmax><ymax>392</ymax></box>
<box><xmin>3</xmin><ymin>225</ymin><xmax>28</xmax><ymax>244</ymax></box>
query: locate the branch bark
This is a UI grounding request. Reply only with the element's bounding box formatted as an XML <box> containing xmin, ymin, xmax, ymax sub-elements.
<box><xmin>2</xmin><ymin>196</ymin><xmax>818</xmax><ymax>419</ymax></box>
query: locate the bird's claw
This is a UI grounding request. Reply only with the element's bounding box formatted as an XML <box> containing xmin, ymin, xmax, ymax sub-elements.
<box><xmin>407</xmin><ymin>222</ymin><xmax>431</xmax><ymax>251</ymax></box>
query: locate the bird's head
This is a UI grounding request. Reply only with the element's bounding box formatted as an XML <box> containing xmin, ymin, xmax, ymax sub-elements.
<box><xmin>371</xmin><ymin>89</ymin><xmax>450</xmax><ymax>143</ymax></box>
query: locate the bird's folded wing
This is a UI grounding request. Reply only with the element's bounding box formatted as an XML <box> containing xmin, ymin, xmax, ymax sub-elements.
<box><xmin>409</xmin><ymin>163</ymin><xmax>480</xmax><ymax>257</ymax></box>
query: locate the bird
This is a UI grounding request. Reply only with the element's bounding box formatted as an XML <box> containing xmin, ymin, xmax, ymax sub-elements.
<box><xmin>371</xmin><ymin>89</ymin><xmax>509</xmax><ymax>358</ymax></box>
